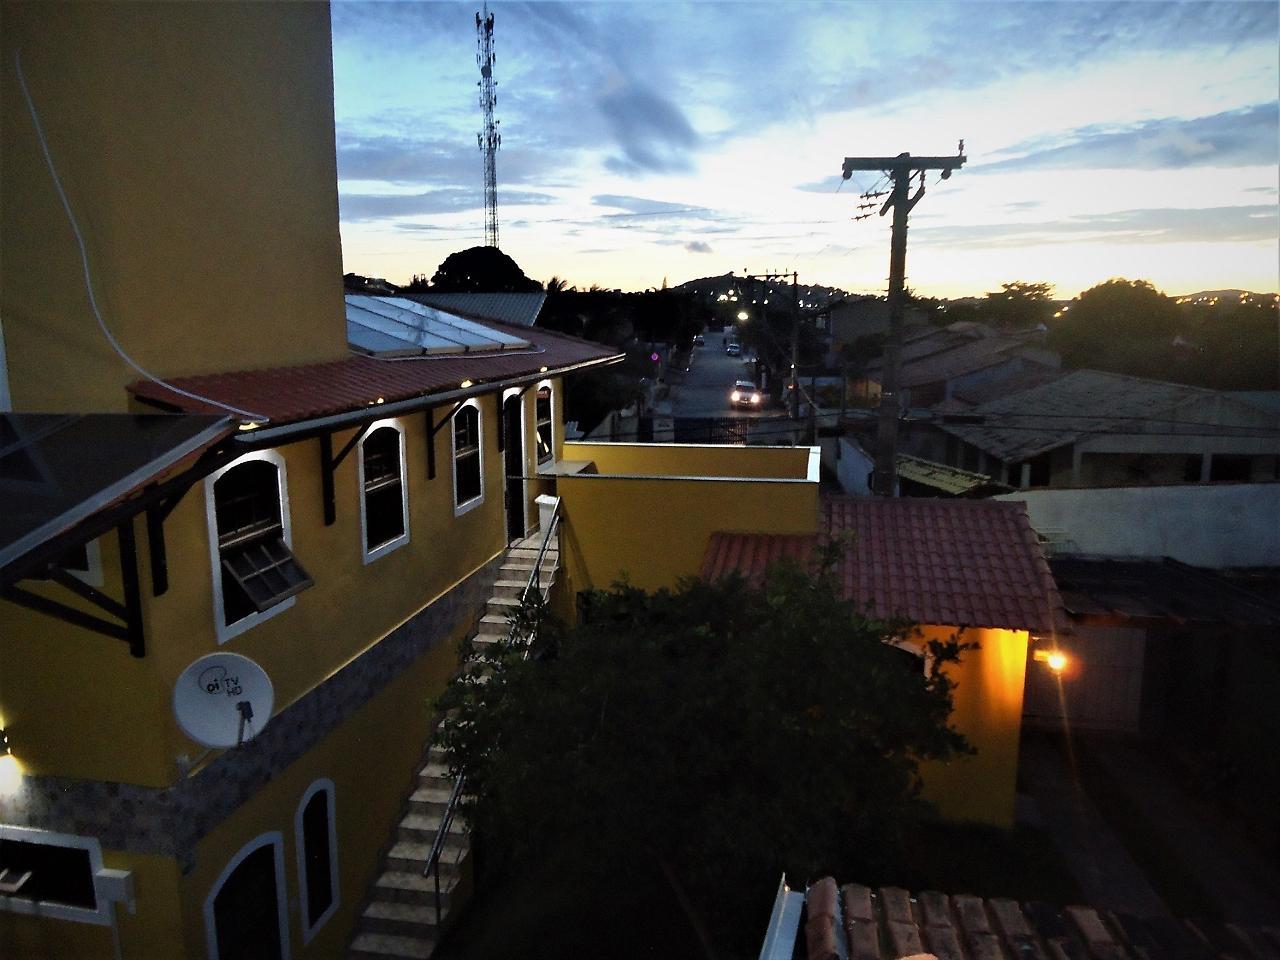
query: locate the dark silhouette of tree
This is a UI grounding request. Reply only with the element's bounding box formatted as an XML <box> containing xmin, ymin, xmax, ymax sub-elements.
<box><xmin>982</xmin><ymin>281</ymin><xmax>1055</xmax><ymax>330</ymax></box>
<box><xmin>427</xmin><ymin>246</ymin><xmax>542</xmax><ymax>292</ymax></box>
<box><xmin>1048</xmin><ymin>278</ymin><xmax>1182</xmax><ymax>378</ymax></box>
<box><xmin>545</xmin><ymin>275</ymin><xmax>568</xmax><ymax>294</ymax></box>
<box><xmin>437</xmin><ymin>558</ymin><xmax>972</xmax><ymax>957</ymax></box>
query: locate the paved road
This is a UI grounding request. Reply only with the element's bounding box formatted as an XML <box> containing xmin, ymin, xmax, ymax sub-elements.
<box><xmin>668</xmin><ymin>330</ymin><xmax>772</xmax><ymax>419</ymax></box>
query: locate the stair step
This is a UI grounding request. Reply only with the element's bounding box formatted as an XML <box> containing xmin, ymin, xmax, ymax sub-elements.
<box><xmin>361</xmin><ymin>901</ymin><xmax>442</xmax><ymax>938</ymax></box>
<box><xmin>350</xmin><ymin>931</ymin><xmax>435</xmax><ymax>959</ymax></box>
<box><xmin>408</xmin><ymin>786</ymin><xmax>453</xmax><ymax>815</ymax></box>
<box><xmin>387</xmin><ymin>840</ymin><xmax>464</xmax><ymax>874</ymax></box>
<box><xmin>398</xmin><ymin>811</ymin><xmax>468</xmax><ymax>843</ymax></box>
<box><xmin>372</xmin><ymin>869</ymin><xmax>458</xmax><ymax>905</ymax></box>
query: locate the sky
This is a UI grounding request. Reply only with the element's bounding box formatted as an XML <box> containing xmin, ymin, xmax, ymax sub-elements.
<box><xmin>331</xmin><ymin>1</ymin><xmax>1280</xmax><ymax>299</ymax></box>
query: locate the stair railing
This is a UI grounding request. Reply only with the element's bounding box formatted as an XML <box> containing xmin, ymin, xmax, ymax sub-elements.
<box><xmin>422</xmin><ymin>499</ymin><xmax>560</xmax><ymax>925</ymax></box>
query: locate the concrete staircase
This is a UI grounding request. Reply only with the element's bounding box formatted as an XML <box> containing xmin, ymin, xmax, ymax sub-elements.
<box><xmin>348</xmin><ymin>533</ymin><xmax>559</xmax><ymax>960</ymax></box>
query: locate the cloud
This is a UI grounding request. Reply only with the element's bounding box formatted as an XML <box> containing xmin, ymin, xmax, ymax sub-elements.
<box><xmin>599</xmin><ymin>82</ymin><xmax>701</xmax><ymax>175</ymax></box>
<box><xmin>975</xmin><ymin>104</ymin><xmax>1279</xmax><ymax>173</ymax></box>
<box><xmin>795</xmin><ymin>177</ymin><xmax>847</xmax><ymax>194</ymax></box>
<box><xmin>914</xmin><ymin>205</ymin><xmax>1279</xmax><ymax>248</ymax></box>
<box><xmin>685</xmin><ymin>241</ymin><xmax>713</xmax><ymax>254</ymax></box>
<box><xmin>339</xmin><ymin>188</ymin><xmax>557</xmax><ymax>222</ymax></box>
<box><xmin>592</xmin><ymin>195</ymin><xmax>709</xmax><ymax>217</ymax></box>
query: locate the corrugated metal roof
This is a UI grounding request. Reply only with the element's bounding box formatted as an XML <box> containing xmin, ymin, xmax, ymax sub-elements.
<box><xmin>940</xmin><ymin>370</ymin><xmax>1275</xmax><ymax>462</ymax></box>
<box><xmin>896</xmin><ymin>454</ymin><xmax>997</xmax><ymax>495</ymax></box>
<box><xmin>403</xmin><ymin>291</ymin><xmax>547</xmax><ymax>328</ymax></box>
<box><xmin>129</xmin><ymin>321</ymin><xmax>621</xmax><ymax>425</ymax></box>
<box><xmin>702</xmin><ymin>496</ymin><xmax>1062</xmax><ymax>633</ymax></box>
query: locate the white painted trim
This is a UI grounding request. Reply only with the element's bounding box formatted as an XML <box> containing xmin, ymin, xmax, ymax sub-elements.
<box><xmin>294</xmin><ymin>778</ymin><xmax>339</xmax><ymax>945</ymax></box>
<box><xmin>0</xmin><ymin>824</ymin><xmax>110</xmax><ymax>925</ymax></box>
<box><xmin>534</xmin><ymin>379</ymin><xmax>555</xmax><ymax>465</ymax></box>
<box><xmin>204</xmin><ymin>831</ymin><xmax>290</xmax><ymax>960</ymax></box>
<box><xmin>204</xmin><ymin>450</ymin><xmax>297</xmax><ymax>645</ymax></box>
<box><xmin>357</xmin><ymin>419</ymin><xmax>410</xmax><ymax>564</ymax></box>
<box><xmin>452</xmin><ymin>398</ymin><xmax>485</xmax><ymax>516</ymax></box>
<box><xmin>502</xmin><ymin>388</ymin><xmax>529</xmax><ymax>537</ymax></box>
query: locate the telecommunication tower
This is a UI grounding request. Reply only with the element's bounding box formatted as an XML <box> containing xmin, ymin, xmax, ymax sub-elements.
<box><xmin>476</xmin><ymin>4</ymin><xmax>500</xmax><ymax>248</ymax></box>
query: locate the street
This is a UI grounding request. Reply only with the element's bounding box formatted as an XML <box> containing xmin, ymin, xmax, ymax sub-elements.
<box><xmin>667</xmin><ymin>329</ymin><xmax>773</xmax><ymax>420</ymax></box>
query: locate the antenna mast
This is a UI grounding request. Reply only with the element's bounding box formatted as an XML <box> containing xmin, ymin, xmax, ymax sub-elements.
<box><xmin>476</xmin><ymin>4</ymin><xmax>500</xmax><ymax>249</ymax></box>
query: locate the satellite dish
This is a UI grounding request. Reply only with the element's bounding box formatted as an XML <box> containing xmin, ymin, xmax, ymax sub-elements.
<box><xmin>173</xmin><ymin>653</ymin><xmax>274</xmax><ymax>749</ymax></box>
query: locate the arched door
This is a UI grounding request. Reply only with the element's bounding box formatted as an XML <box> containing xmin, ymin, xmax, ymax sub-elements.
<box><xmin>207</xmin><ymin>835</ymin><xmax>287</xmax><ymax>960</ymax></box>
<box><xmin>503</xmin><ymin>395</ymin><xmax>526</xmax><ymax>542</ymax></box>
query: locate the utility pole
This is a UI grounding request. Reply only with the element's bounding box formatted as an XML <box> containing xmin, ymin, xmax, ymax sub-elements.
<box><xmin>841</xmin><ymin>145</ymin><xmax>965</xmax><ymax>496</ymax></box>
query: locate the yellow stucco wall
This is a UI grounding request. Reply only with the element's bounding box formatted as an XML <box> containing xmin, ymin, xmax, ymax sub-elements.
<box><xmin>0</xmin><ymin>850</ymin><xmax>184</xmax><ymax>960</ymax></box>
<box><xmin>0</xmin><ymin>400</ymin><xmax>507</xmax><ymax>786</ymax></box>
<box><xmin>912</xmin><ymin>625</ymin><xmax>1029</xmax><ymax>828</ymax></box>
<box><xmin>0</xmin><ymin>1</ymin><xmax>348</xmax><ymax>413</ymax></box>
<box><xmin>556</xmin><ymin>473</ymin><xmax>819</xmax><ymax>601</ymax></box>
<box><xmin>563</xmin><ymin>441</ymin><xmax>814</xmax><ymax>479</ymax></box>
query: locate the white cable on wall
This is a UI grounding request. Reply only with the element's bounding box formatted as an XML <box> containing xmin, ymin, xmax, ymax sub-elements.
<box><xmin>14</xmin><ymin>51</ymin><xmax>269</xmax><ymax>424</ymax></box>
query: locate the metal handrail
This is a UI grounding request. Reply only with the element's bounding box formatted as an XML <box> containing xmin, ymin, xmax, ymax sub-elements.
<box><xmin>422</xmin><ymin>500</ymin><xmax>560</xmax><ymax>924</ymax></box>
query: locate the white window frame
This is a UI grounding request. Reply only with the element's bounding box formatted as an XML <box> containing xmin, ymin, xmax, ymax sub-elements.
<box><xmin>452</xmin><ymin>399</ymin><xmax>485</xmax><ymax>516</ymax></box>
<box><xmin>205</xmin><ymin>450</ymin><xmax>297</xmax><ymax>644</ymax></box>
<box><xmin>357</xmin><ymin>419</ymin><xmax>410</xmax><ymax>564</ymax></box>
<box><xmin>204</xmin><ymin>831</ymin><xmax>290</xmax><ymax>960</ymax></box>
<box><xmin>294</xmin><ymin>778</ymin><xmax>340</xmax><ymax>944</ymax></box>
<box><xmin>534</xmin><ymin>379</ymin><xmax>555</xmax><ymax>465</ymax></box>
<box><xmin>0</xmin><ymin>825</ymin><xmax>110</xmax><ymax>926</ymax></box>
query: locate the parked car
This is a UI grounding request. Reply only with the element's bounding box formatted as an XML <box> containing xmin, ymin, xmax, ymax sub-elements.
<box><xmin>730</xmin><ymin>379</ymin><xmax>763</xmax><ymax>408</ymax></box>
<box><xmin>725</xmin><ymin>341</ymin><xmax>741</xmax><ymax>356</ymax></box>
<box><xmin>693</xmin><ymin>334</ymin><xmax>705</xmax><ymax>346</ymax></box>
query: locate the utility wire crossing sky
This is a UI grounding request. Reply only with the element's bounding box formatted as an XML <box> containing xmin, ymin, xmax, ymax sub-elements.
<box><xmin>331</xmin><ymin>1</ymin><xmax>1280</xmax><ymax>298</ymax></box>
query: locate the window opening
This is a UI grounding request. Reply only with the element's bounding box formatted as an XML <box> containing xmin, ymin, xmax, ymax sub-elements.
<box><xmin>296</xmin><ymin>781</ymin><xmax>338</xmax><ymax>940</ymax></box>
<box><xmin>0</xmin><ymin>838</ymin><xmax>95</xmax><ymax>910</ymax></box>
<box><xmin>360</xmin><ymin>424</ymin><xmax>408</xmax><ymax>558</ymax></box>
<box><xmin>213</xmin><ymin>458</ymin><xmax>311</xmax><ymax>626</ymax></box>
<box><xmin>535</xmin><ymin>385</ymin><xmax>553</xmax><ymax>465</ymax></box>
<box><xmin>454</xmin><ymin>404</ymin><xmax>483</xmax><ymax>509</ymax></box>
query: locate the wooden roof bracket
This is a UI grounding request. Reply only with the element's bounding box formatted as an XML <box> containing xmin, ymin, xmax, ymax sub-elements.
<box><xmin>426</xmin><ymin>401</ymin><xmax>466</xmax><ymax>481</ymax></box>
<box><xmin>319</xmin><ymin>423</ymin><xmax>373</xmax><ymax>526</ymax></box>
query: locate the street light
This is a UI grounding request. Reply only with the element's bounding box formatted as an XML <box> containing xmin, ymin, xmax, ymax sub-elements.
<box><xmin>737</xmin><ymin>310</ymin><xmax>749</xmax><ymax>321</ymax></box>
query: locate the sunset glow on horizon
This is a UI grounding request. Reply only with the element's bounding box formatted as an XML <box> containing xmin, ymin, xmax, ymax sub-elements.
<box><xmin>331</xmin><ymin>2</ymin><xmax>1279</xmax><ymax>298</ymax></box>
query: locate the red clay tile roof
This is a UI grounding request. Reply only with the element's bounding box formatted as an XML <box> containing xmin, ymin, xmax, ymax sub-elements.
<box><xmin>793</xmin><ymin>879</ymin><xmax>1280</xmax><ymax>960</ymax></box>
<box><xmin>701</xmin><ymin>496</ymin><xmax>1061</xmax><ymax>633</ymax></box>
<box><xmin>128</xmin><ymin>322</ymin><xmax>620</xmax><ymax>425</ymax></box>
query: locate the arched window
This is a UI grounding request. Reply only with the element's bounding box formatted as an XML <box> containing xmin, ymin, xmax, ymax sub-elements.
<box><xmin>205</xmin><ymin>451</ymin><xmax>311</xmax><ymax>643</ymax></box>
<box><xmin>295</xmin><ymin>780</ymin><xmax>339</xmax><ymax>943</ymax></box>
<box><xmin>204</xmin><ymin>832</ymin><xmax>289</xmax><ymax>960</ymax></box>
<box><xmin>535</xmin><ymin>383</ymin><xmax>554</xmax><ymax>465</ymax></box>
<box><xmin>453</xmin><ymin>401</ymin><xmax>483</xmax><ymax>513</ymax></box>
<box><xmin>358</xmin><ymin>421</ymin><xmax>409</xmax><ymax>562</ymax></box>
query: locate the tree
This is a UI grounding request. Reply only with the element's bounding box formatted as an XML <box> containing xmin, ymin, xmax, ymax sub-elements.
<box><xmin>437</xmin><ymin>556</ymin><xmax>973</xmax><ymax>956</ymax></box>
<box><xmin>426</xmin><ymin>246</ymin><xmax>542</xmax><ymax>292</ymax></box>
<box><xmin>1048</xmin><ymin>278</ymin><xmax>1182</xmax><ymax>378</ymax></box>
<box><xmin>982</xmin><ymin>281</ymin><xmax>1055</xmax><ymax>330</ymax></box>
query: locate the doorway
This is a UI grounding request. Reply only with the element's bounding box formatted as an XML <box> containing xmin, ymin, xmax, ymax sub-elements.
<box><xmin>504</xmin><ymin>394</ymin><xmax>526</xmax><ymax>542</ymax></box>
<box><xmin>207</xmin><ymin>835</ymin><xmax>287</xmax><ymax>960</ymax></box>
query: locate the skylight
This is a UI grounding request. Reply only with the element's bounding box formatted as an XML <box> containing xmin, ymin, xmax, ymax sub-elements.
<box><xmin>345</xmin><ymin>296</ymin><xmax>532</xmax><ymax>357</ymax></box>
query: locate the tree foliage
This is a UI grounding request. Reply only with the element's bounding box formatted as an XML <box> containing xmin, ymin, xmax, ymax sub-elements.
<box><xmin>982</xmin><ymin>281</ymin><xmax>1056</xmax><ymax>330</ymax></box>
<box><xmin>1048</xmin><ymin>278</ymin><xmax>1181</xmax><ymax>378</ymax></box>
<box><xmin>424</xmin><ymin>246</ymin><xmax>542</xmax><ymax>292</ymax></box>
<box><xmin>437</xmin><ymin>558</ymin><xmax>973</xmax><ymax>952</ymax></box>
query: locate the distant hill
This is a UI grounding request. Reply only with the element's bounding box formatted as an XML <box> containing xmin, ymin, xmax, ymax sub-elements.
<box><xmin>1176</xmin><ymin>289</ymin><xmax>1277</xmax><ymax>305</ymax></box>
<box><xmin>673</xmin><ymin>272</ymin><xmax>850</xmax><ymax>311</ymax></box>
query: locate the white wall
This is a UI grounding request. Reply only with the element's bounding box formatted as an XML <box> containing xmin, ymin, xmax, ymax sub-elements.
<box><xmin>997</xmin><ymin>483</ymin><xmax>1280</xmax><ymax>567</ymax></box>
<box><xmin>820</xmin><ymin>436</ymin><xmax>874</xmax><ymax>496</ymax></box>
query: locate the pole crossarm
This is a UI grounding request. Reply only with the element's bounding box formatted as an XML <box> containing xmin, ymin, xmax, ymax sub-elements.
<box><xmin>842</xmin><ymin>152</ymin><xmax>966</xmax><ymax>176</ymax></box>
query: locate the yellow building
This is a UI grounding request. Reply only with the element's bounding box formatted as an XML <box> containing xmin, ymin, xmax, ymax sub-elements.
<box><xmin>0</xmin><ymin>3</ymin><xmax>618</xmax><ymax>958</ymax></box>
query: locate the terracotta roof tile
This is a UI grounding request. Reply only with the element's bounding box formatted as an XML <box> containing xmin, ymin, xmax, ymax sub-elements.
<box><xmin>702</xmin><ymin>496</ymin><xmax>1062</xmax><ymax>633</ymax></box>
<box><xmin>128</xmin><ymin>323</ymin><xmax>620</xmax><ymax>425</ymax></box>
<box><xmin>774</xmin><ymin>880</ymin><xmax>1279</xmax><ymax>960</ymax></box>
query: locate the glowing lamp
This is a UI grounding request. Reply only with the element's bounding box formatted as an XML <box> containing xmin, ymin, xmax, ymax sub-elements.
<box><xmin>737</xmin><ymin>311</ymin><xmax>749</xmax><ymax>321</ymax></box>
<box><xmin>1033</xmin><ymin>649</ymin><xmax>1069</xmax><ymax>673</ymax></box>
<box><xmin>0</xmin><ymin>730</ymin><xmax>21</xmax><ymax>797</ymax></box>
<box><xmin>460</xmin><ymin>380</ymin><xmax>474</xmax><ymax>389</ymax></box>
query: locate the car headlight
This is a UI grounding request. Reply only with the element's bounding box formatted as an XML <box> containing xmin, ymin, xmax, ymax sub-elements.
<box><xmin>731</xmin><ymin>391</ymin><xmax>741</xmax><ymax>401</ymax></box>
<box><xmin>751</xmin><ymin>394</ymin><xmax>761</xmax><ymax>404</ymax></box>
